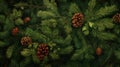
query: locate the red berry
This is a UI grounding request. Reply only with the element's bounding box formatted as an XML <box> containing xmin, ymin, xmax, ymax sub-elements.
<box><xmin>96</xmin><ymin>47</ymin><xmax>102</xmax><ymax>56</ymax></box>
<box><xmin>24</xmin><ymin>17</ymin><xmax>30</xmax><ymax>23</ymax></box>
<box><xmin>12</xmin><ymin>27</ymin><xmax>19</xmax><ymax>36</ymax></box>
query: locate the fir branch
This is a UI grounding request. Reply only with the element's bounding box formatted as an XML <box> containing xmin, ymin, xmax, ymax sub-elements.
<box><xmin>97</xmin><ymin>32</ymin><xmax>117</xmax><ymax>40</ymax></box>
<box><xmin>14</xmin><ymin>2</ymin><xmax>46</xmax><ymax>8</ymax></box>
<box><xmin>37</xmin><ymin>11</ymin><xmax>56</xmax><ymax>19</ymax></box>
<box><xmin>64</xmin><ymin>25</ymin><xmax>72</xmax><ymax>34</ymax></box>
<box><xmin>43</xmin><ymin>0</ymin><xmax>59</xmax><ymax>15</ymax></box>
<box><xmin>41</xmin><ymin>26</ymin><xmax>52</xmax><ymax>36</ymax></box>
<box><xmin>49</xmin><ymin>53</ymin><xmax>59</xmax><ymax>60</ymax></box>
<box><xmin>94</xmin><ymin>18</ymin><xmax>115</xmax><ymax>31</ymax></box>
<box><xmin>0</xmin><ymin>41</ymin><xmax>6</xmax><ymax>47</ymax></box>
<box><xmin>41</xmin><ymin>19</ymin><xmax>57</xmax><ymax>28</ymax></box>
<box><xmin>25</xmin><ymin>28</ymin><xmax>47</xmax><ymax>42</ymax></box>
<box><xmin>59</xmin><ymin>46</ymin><xmax>73</xmax><ymax>54</ymax></box>
<box><xmin>4</xmin><ymin>18</ymin><xmax>14</xmax><ymax>31</ymax></box>
<box><xmin>77</xmin><ymin>30</ymin><xmax>87</xmax><ymax>47</ymax></box>
<box><xmin>85</xmin><ymin>0</ymin><xmax>96</xmax><ymax>21</ymax></box>
<box><xmin>95</xmin><ymin>5</ymin><xmax>118</xmax><ymax>19</ymax></box>
<box><xmin>9</xmin><ymin>60</ymin><xmax>19</xmax><ymax>67</ymax></box>
<box><xmin>64</xmin><ymin>35</ymin><xmax>72</xmax><ymax>45</ymax></box>
<box><xmin>88</xmin><ymin>0</ymin><xmax>96</xmax><ymax>11</ymax></box>
<box><xmin>69</xmin><ymin>3</ymin><xmax>80</xmax><ymax>16</ymax></box>
<box><xmin>21</xmin><ymin>48</ymin><xmax>32</xmax><ymax>57</ymax></box>
<box><xmin>102</xmin><ymin>48</ymin><xmax>113</xmax><ymax>66</ymax></box>
<box><xmin>20</xmin><ymin>57</ymin><xmax>32</xmax><ymax>67</ymax></box>
<box><xmin>71</xmin><ymin>47</ymin><xmax>88</xmax><ymax>60</ymax></box>
<box><xmin>0</xmin><ymin>31</ymin><xmax>9</xmax><ymax>39</ymax></box>
<box><xmin>114</xmin><ymin>50</ymin><xmax>120</xmax><ymax>60</ymax></box>
<box><xmin>6</xmin><ymin>45</ymin><xmax>15</xmax><ymax>58</ymax></box>
<box><xmin>72</xmin><ymin>31</ymin><xmax>81</xmax><ymax>49</ymax></box>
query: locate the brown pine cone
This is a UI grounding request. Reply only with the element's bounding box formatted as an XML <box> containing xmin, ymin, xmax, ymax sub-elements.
<box><xmin>21</xmin><ymin>36</ymin><xmax>32</xmax><ymax>46</ymax></box>
<box><xmin>36</xmin><ymin>44</ymin><xmax>49</xmax><ymax>60</ymax></box>
<box><xmin>113</xmin><ymin>13</ymin><xmax>120</xmax><ymax>23</ymax></box>
<box><xmin>72</xmin><ymin>13</ymin><xmax>84</xmax><ymax>28</ymax></box>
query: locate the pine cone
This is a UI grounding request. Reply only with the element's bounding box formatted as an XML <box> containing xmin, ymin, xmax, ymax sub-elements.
<box><xmin>72</xmin><ymin>13</ymin><xmax>84</xmax><ymax>28</ymax></box>
<box><xmin>21</xmin><ymin>36</ymin><xmax>32</xmax><ymax>46</ymax></box>
<box><xmin>36</xmin><ymin>44</ymin><xmax>49</xmax><ymax>60</ymax></box>
<box><xmin>12</xmin><ymin>27</ymin><xmax>19</xmax><ymax>36</ymax></box>
<box><xmin>113</xmin><ymin>13</ymin><xmax>120</xmax><ymax>23</ymax></box>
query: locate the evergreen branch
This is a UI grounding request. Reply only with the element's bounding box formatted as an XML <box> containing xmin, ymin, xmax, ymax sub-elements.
<box><xmin>69</xmin><ymin>3</ymin><xmax>80</xmax><ymax>16</ymax></box>
<box><xmin>88</xmin><ymin>0</ymin><xmax>96</xmax><ymax>11</ymax></box>
<box><xmin>95</xmin><ymin>5</ymin><xmax>118</xmax><ymax>19</ymax></box>
<box><xmin>25</xmin><ymin>28</ymin><xmax>47</xmax><ymax>42</ymax></box>
<box><xmin>43</xmin><ymin>0</ymin><xmax>59</xmax><ymax>15</ymax></box>
<box><xmin>77</xmin><ymin>30</ymin><xmax>87</xmax><ymax>47</ymax></box>
<box><xmin>6</xmin><ymin>45</ymin><xmax>15</xmax><ymax>58</ymax></box>
<box><xmin>72</xmin><ymin>29</ymin><xmax>81</xmax><ymax>49</ymax></box>
<box><xmin>59</xmin><ymin>46</ymin><xmax>73</xmax><ymax>54</ymax></box>
<box><xmin>101</xmin><ymin>48</ymin><xmax>113</xmax><ymax>66</ymax></box>
<box><xmin>14</xmin><ymin>2</ymin><xmax>46</xmax><ymax>8</ymax></box>
<box><xmin>94</xmin><ymin>18</ymin><xmax>114</xmax><ymax>31</ymax></box>
<box><xmin>85</xmin><ymin>0</ymin><xmax>96</xmax><ymax>21</ymax></box>
<box><xmin>20</xmin><ymin>57</ymin><xmax>31</xmax><ymax>67</ymax></box>
<box><xmin>0</xmin><ymin>41</ymin><xmax>6</xmax><ymax>47</ymax></box>
<box><xmin>0</xmin><ymin>31</ymin><xmax>9</xmax><ymax>39</ymax></box>
<box><xmin>37</xmin><ymin>11</ymin><xmax>56</xmax><ymax>19</ymax></box>
<box><xmin>97</xmin><ymin>32</ymin><xmax>117</xmax><ymax>40</ymax></box>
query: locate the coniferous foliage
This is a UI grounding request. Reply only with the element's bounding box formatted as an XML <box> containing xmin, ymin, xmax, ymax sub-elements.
<box><xmin>0</xmin><ymin>0</ymin><xmax>120</xmax><ymax>67</ymax></box>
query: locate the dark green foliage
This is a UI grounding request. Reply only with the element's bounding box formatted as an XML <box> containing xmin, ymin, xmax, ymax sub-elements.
<box><xmin>0</xmin><ymin>0</ymin><xmax>120</xmax><ymax>67</ymax></box>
